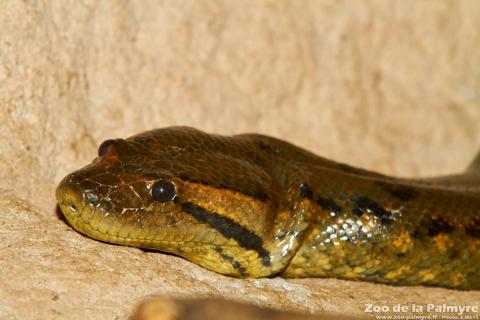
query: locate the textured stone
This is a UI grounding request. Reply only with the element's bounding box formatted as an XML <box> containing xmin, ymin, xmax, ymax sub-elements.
<box><xmin>1</xmin><ymin>1</ymin><xmax>480</xmax><ymax>319</ymax></box>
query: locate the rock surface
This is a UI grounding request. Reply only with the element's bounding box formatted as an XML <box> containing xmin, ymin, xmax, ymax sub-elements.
<box><xmin>1</xmin><ymin>1</ymin><xmax>480</xmax><ymax>319</ymax></box>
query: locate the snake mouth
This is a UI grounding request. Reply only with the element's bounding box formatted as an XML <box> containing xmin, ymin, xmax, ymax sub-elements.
<box><xmin>57</xmin><ymin>199</ymin><xmax>189</xmax><ymax>249</ymax></box>
<box><xmin>57</xmin><ymin>200</ymin><xmax>227</xmax><ymax>264</ymax></box>
<box><xmin>55</xmin><ymin>179</ymin><xmax>205</xmax><ymax>251</ymax></box>
<box><xmin>55</xmin><ymin>180</ymin><xmax>151</xmax><ymax>247</ymax></box>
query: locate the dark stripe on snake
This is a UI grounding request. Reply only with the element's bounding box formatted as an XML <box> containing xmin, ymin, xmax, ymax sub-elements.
<box><xmin>176</xmin><ymin>173</ymin><xmax>269</xmax><ymax>201</ymax></box>
<box><xmin>426</xmin><ymin>217</ymin><xmax>455</xmax><ymax>237</ymax></box>
<box><xmin>351</xmin><ymin>196</ymin><xmax>393</xmax><ymax>224</ymax></box>
<box><xmin>316</xmin><ymin>197</ymin><xmax>343</xmax><ymax>215</ymax></box>
<box><xmin>375</xmin><ymin>181</ymin><xmax>419</xmax><ymax>202</ymax></box>
<box><xmin>465</xmin><ymin>218</ymin><xmax>480</xmax><ymax>239</ymax></box>
<box><xmin>412</xmin><ymin>217</ymin><xmax>456</xmax><ymax>238</ymax></box>
<box><xmin>299</xmin><ymin>184</ymin><xmax>313</xmax><ymax>199</ymax></box>
<box><xmin>181</xmin><ymin>202</ymin><xmax>271</xmax><ymax>266</ymax></box>
<box><xmin>214</xmin><ymin>247</ymin><xmax>247</xmax><ymax>275</ymax></box>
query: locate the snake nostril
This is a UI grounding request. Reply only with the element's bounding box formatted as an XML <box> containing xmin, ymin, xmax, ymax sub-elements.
<box><xmin>68</xmin><ymin>204</ymin><xmax>78</xmax><ymax>212</ymax></box>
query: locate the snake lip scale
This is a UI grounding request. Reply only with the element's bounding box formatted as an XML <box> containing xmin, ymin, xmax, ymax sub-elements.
<box><xmin>56</xmin><ymin>126</ymin><xmax>480</xmax><ymax>289</ymax></box>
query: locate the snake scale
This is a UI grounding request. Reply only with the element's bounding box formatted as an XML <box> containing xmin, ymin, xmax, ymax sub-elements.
<box><xmin>56</xmin><ymin>127</ymin><xmax>480</xmax><ymax>289</ymax></box>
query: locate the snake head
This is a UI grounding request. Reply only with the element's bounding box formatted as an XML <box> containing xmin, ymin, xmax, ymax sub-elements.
<box><xmin>56</xmin><ymin>127</ymin><xmax>299</xmax><ymax>277</ymax></box>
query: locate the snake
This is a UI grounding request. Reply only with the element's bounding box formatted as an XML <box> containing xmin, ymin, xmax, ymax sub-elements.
<box><xmin>56</xmin><ymin>127</ymin><xmax>480</xmax><ymax>289</ymax></box>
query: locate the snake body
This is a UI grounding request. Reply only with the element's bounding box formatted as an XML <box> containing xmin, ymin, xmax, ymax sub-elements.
<box><xmin>56</xmin><ymin>127</ymin><xmax>480</xmax><ymax>289</ymax></box>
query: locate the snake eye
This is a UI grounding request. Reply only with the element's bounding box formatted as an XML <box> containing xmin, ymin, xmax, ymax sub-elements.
<box><xmin>152</xmin><ymin>180</ymin><xmax>177</xmax><ymax>202</ymax></box>
<box><xmin>98</xmin><ymin>139</ymin><xmax>115</xmax><ymax>157</ymax></box>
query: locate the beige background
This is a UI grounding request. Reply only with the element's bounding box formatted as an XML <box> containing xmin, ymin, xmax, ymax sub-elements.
<box><xmin>1</xmin><ymin>1</ymin><xmax>480</xmax><ymax>319</ymax></box>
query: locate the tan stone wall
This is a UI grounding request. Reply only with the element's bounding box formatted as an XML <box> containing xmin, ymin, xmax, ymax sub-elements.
<box><xmin>1</xmin><ymin>1</ymin><xmax>479</xmax><ymax>319</ymax></box>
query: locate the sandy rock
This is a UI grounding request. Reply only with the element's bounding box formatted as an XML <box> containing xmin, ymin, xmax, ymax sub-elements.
<box><xmin>1</xmin><ymin>1</ymin><xmax>480</xmax><ymax>319</ymax></box>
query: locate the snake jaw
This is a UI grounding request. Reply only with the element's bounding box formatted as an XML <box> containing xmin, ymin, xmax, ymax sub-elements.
<box><xmin>56</xmin><ymin>173</ymin><xmax>279</xmax><ymax>277</ymax></box>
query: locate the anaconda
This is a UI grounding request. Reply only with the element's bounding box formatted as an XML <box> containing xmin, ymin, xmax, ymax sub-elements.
<box><xmin>56</xmin><ymin>127</ymin><xmax>480</xmax><ymax>289</ymax></box>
